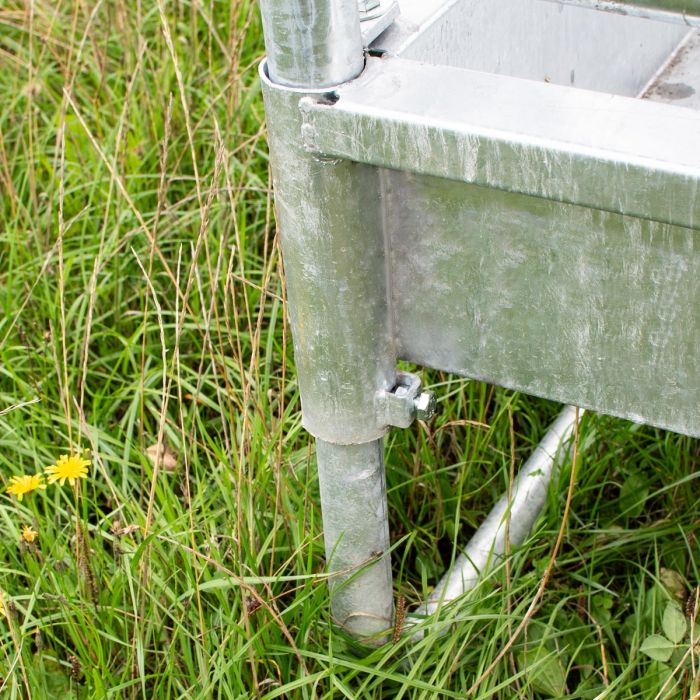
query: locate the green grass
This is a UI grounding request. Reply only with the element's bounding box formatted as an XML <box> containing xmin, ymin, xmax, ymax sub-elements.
<box><xmin>1</xmin><ymin>1</ymin><xmax>699</xmax><ymax>697</ymax></box>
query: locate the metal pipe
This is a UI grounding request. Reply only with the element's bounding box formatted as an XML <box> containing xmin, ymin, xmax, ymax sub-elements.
<box><xmin>317</xmin><ymin>439</ymin><xmax>393</xmax><ymax>642</ymax></box>
<box><xmin>417</xmin><ymin>405</ymin><xmax>582</xmax><ymax>618</ymax></box>
<box><xmin>259</xmin><ymin>5</ymin><xmax>396</xmax><ymax>639</ymax></box>
<box><xmin>259</xmin><ymin>0</ymin><xmax>365</xmax><ymax>88</ymax></box>
<box><xmin>260</xmin><ymin>69</ymin><xmax>395</xmax><ymax>446</ymax></box>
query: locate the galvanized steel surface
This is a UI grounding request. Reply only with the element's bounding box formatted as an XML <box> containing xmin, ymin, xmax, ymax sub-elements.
<box><xmin>291</xmin><ymin>33</ymin><xmax>700</xmax><ymax>438</ymax></box>
<box><xmin>386</xmin><ymin>172</ymin><xmax>700</xmax><ymax>438</ymax></box>
<box><xmin>261</xmin><ymin>58</ymin><xmax>397</xmax><ymax>643</ymax></box>
<box><xmin>374</xmin><ymin>0</ymin><xmax>688</xmax><ymax>94</ymax></box>
<box><xmin>261</xmin><ymin>69</ymin><xmax>397</xmax><ymax>445</ymax></box>
<box><xmin>301</xmin><ymin>57</ymin><xmax>700</xmax><ymax>230</ymax></box>
<box><xmin>316</xmin><ymin>439</ymin><xmax>393</xmax><ymax>641</ymax></box>
<box><xmin>259</xmin><ymin>0</ymin><xmax>364</xmax><ymax>87</ymax></box>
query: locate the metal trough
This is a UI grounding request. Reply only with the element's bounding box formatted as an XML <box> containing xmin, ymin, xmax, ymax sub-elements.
<box><xmin>259</xmin><ymin>0</ymin><xmax>700</xmax><ymax>643</ymax></box>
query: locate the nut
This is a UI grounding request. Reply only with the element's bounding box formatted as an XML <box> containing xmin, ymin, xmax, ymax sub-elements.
<box><xmin>358</xmin><ymin>0</ymin><xmax>381</xmax><ymax>12</ymax></box>
<box><xmin>413</xmin><ymin>391</ymin><xmax>436</xmax><ymax>421</ymax></box>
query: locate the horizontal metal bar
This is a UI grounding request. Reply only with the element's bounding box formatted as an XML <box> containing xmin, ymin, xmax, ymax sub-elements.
<box><xmin>300</xmin><ymin>56</ymin><xmax>700</xmax><ymax>230</ymax></box>
<box><xmin>548</xmin><ymin>0</ymin><xmax>700</xmax><ymax>26</ymax></box>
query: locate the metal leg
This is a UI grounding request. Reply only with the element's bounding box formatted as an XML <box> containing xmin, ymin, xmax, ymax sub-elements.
<box><xmin>316</xmin><ymin>438</ymin><xmax>393</xmax><ymax>642</ymax></box>
<box><xmin>258</xmin><ymin>0</ymin><xmax>400</xmax><ymax>644</ymax></box>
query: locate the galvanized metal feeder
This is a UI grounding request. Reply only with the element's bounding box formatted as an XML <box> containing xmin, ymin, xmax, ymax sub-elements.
<box><xmin>258</xmin><ymin>0</ymin><xmax>700</xmax><ymax>643</ymax></box>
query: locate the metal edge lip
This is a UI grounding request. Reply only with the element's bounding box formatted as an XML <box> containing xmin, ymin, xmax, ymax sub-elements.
<box><xmin>258</xmin><ymin>58</ymin><xmax>348</xmax><ymax>95</ymax></box>
<box><xmin>300</xmin><ymin>56</ymin><xmax>700</xmax><ymax>230</ymax></box>
<box><xmin>545</xmin><ymin>0</ymin><xmax>700</xmax><ymax>27</ymax></box>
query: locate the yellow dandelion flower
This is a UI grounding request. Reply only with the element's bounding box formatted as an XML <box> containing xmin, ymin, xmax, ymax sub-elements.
<box><xmin>21</xmin><ymin>524</ymin><xmax>38</xmax><ymax>543</ymax></box>
<box><xmin>6</xmin><ymin>474</ymin><xmax>47</xmax><ymax>501</ymax></box>
<box><xmin>44</xmin><ymin>454</ymin><xmax>91</xmax><ymax>486</ymax></box>
<box><xmin>0</xmin><ymin>596</ymin><xmax>5</xmax><ymax>619</ymax></box>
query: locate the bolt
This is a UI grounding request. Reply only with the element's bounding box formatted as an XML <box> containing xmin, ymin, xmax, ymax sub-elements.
<box><xmin>413</xmin><ymin>391</ymin><xmax>436</xmax><ymax>421</ymax></box>
<box><xmin>358</xmin><ymin>0</ymin><xmax>381</xmax><ymax>13</ymax></box>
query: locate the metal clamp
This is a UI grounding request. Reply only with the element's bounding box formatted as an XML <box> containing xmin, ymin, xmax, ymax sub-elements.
<box><xmin>376</xmin><ymin>371</ymin><xmax>437</xmax><ymax>429</ymax></box>
<box><xmin>358</xmin><ymin>0</ymin><xmax>401</xmax><ymax>46</ymax></box>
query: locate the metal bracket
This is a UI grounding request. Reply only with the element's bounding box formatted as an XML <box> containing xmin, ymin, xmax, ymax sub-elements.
<box><xmin>358</xmin><ymin>0</ymin><xmax>381</xmax><ymax>14</ymax></box>
<box><xmin>375</xmin><ymin>371</ymin><xmax>437</xmax><ymax>429</ymax></box>
<box><xmin>359</xmin><ymin>0</ymin><xmax>400</xmax><ymax>45</ymax></box>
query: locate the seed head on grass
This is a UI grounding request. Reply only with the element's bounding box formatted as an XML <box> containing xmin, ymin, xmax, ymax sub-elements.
<box><xmin>44</xmin><ymin>454</ymin><xmax>91</xmax><ymax>486</ymax></box>
<box><xmin>6</xmin><ymin>474</ymin><xmax>46</xmax><ymax>501</ymax></box>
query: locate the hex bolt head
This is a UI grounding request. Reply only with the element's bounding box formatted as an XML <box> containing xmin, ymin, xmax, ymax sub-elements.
<box><xmin>414</xmin><ymin>391</ymin><xmax>437</xmax><ymax>421</ymax></box>
<box><xmin>358</xmin><ymin>0</ymin><xmax>381</xmax><ymax>12</ymax></box>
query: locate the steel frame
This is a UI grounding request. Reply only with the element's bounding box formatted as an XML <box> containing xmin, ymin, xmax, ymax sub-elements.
<box><xmin>259</xmin><ymin>0</ymin><xmax>700</xmax><ymax>643</ymax></box>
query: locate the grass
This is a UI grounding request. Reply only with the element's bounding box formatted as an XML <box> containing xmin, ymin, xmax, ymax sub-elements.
<box><xmin>1</xmin><ymin>1</ymin><xmax>699</xmax><ymax>697</ymax></box>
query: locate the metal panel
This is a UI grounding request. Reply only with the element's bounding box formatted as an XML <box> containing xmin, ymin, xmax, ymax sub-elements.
<box><xmin>384</xmin><ymin>171</ymin><xmax>700</xmax><ymax>438</ymax></box>
<box><xmin>374</xmin><ymin>0</ymin><xmax>689</xmax><ymax>96</ymax></box>
<box><xmin>644</xmin><ymin>30</ymin><xmax>700</xmax><ymax>109</ymax></box>
<box><xmin>301</xmin><ymin>56</ymin><xmax>700</xmax><ymax>230</ymax></box>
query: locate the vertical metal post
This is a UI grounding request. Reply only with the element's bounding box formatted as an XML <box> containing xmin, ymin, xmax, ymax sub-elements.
<box><xmin>316</xmin><ymin>440</ymin><xmax>393</xmax><ymax>638</ymax></box>
<box><xmin>260</xmin><ymin>0</ymin><xmax>365</xmax><ymax>88</ymax></box>
<box><xmin>259</xmin><ymin>0</ymin><xmax>395</xmax><ymax>642</ymax></box>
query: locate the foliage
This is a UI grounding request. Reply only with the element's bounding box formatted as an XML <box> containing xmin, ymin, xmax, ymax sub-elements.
<box><xmin>639</xmin><ymin>597</ymin><xmax>700</xmax><ymax>697</ymax></box>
